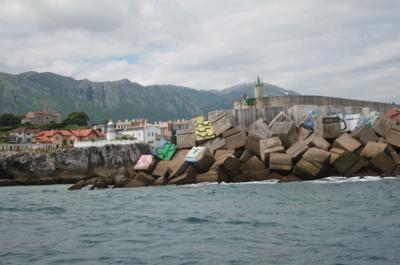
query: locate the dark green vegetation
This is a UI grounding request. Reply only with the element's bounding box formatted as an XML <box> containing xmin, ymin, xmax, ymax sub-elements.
<box><xmin>63</xmin><ymin>112</ymin><xmax>90</xmax><ymax>127</ymax></box>
<box><xmin>0</xmin><ymin>71</ymin><xmax>293</xmax><ymax>122</ymax></box>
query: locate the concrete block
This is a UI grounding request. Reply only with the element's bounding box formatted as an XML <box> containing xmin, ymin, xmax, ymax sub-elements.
<box><xmin>214</xmin><ymin>150</ymin><xmax>235</xmax><ymax>160</ymax></box>
<box><xmin>303</xmin><ymin>147</ymin><xmax>331</xmax><ymax>166</ymax></box>
<box><xmin>134</xmin><ymin>155</ymin><xmax>157</xmax><ymax>172</ymax></box>
<box><xmin>386</xmin><ymin>127</ymin><xmax>400</xmax><ymax>148</ymax></box>
<box><xmin>152</xmin><ymin>160</ymin><xmax>172</xmax><ymax>178</ymax></box>
<box><xmin>305</xmin><ymin>134</ymin><xmax>331</xmax><ymax>151</ymax></box>
<box><xmin>286</xmin><ymin>140</ymin><xmax>309</xmax><ymax>161</ymax></box>
<box><xmin>262</xmin><ymin>146</ymin><xmax>285</xmax><ymax>164</ymax></box>
<box><xmin>245</xmin><ymin>135</ymin><xmax>261</xmax><ymax>157</ymax></box>
<box><xmin>333</xmin><ymin>151</ymin><xmax>359</xmax><ymax>175</ymax></box>
<box><xmin>322</xmin><ymin>117</ymin><xmax>342</xmax><ymax>139</ymax></box>
<box><xmin>270</xmin><ymin>121</ymin><xmax>297</xmax><ymax>148</ymax></box>
<box><xmin>260</xmin><ymin>137</ymin><xmax>282</xmax><ymax>152</ymax></box>
<box><xmin>372</xmin><ymin>114</ymin><xmax>395</xmax><ymax>137</ymax></box>
<box><xmin>240</xmin><ymin>156</ymin><xmax>266</xmax><ymax>173</ymax></box>
<box><xmin>204</xmin><ymin>137</ymin><xmax>226</xmax><ymax>153</ymax></box>
<box><xmin>225</xmin><ymin>131</ymin><xmax>246</xmax><ymax>150</ymax></box>
<box><xmin>176</xmin><ymin>132</ymin><xmax>196</xmax><ymax>149</ymax></box>
<box><xmin>194</xmin><ymin>116</ymin><xmax>215</xmax><ymax>143</ymax></box>
<box><xmin>239</xmin><ymin>149</ymin><xmax>253</xmax><ymax>162</ymax></box>
<box><xmin>333</xmin><ymin>133</ymin><xmax>362</xmax><ymax>152</ymax></box>
<box><xmin>210</xmin><ymin>154</ymin><xmax>240</xmax><ymax>176</ymax></box>
<box><xmin>346</xmin><ymin>157</ymin><xmax>369</xmax><ymax>176</ymax></box>
<box><xmin>330</xmin><ymin>148</ymin><xmax>346</xmax><ymax>164</ymax></box>
<box><xmin>269</xmin><ymin>153</ymin><xmax>292</xmax><ymax>172</ymax></box>
<box><xmin>393</xmin><ymin>166</ymin><xmax>400</xmax><ymax>176</ymax></box>
<box><xmin>293</xmin><ymin>159</ymin><xmax>323</xmax><ymax>179</ymax></box>
<box><xmin>196</xmin><ymin>169</ymin><xmax>226</xmax><ymax>183</ymax></box>
<box><xmin>247</xmin><ymin>118</ymin><xmax>272</xmax><ymax>139</ymax></box>
<box><xmin>360</xmin><ymin>142</ymin><xmax>388</xmax><ymax>159</ymax></box>
<box><xmin>185</xmin><ymin>147</ymin><xmax>215</xmax><ymax>173</ymax></box>
<box><xmin>296</xmin><ymin>127</ymin><xmax>313</xmax><ymax>142</ymax></box>
<box><xmin>371</xmin><ymin>152</ymin><xmax>396</xmax><ymax>174</ymax></box>
<box><xmin>210</xmin><ymin>111</ymin><xmax>237</xmax><ymax>136</ymax></box>
<box><xmin>351</xmin><ymin>124</ymin><xmax>379</xmax><ymax>145</ymax></box>
<box><xmin>168</xmin><ymin>166</ymin><xmax>197</xmax><ymax>185</ymax></box>
<box><xmin>124</xmin><ymin>172</ymin><xmax>155</xmax><ymax>187</ymax></box>
<box><xmin>269</xmin><ymin>111</ymin><xmax>291</xmax><ymax>127</ymax></box>
<box><xmin>222</xmin><ymin>127</ymin><xmax>242</xmax><ymax>138</ymax></box>
<box><xmin>151</xmin><ymin>176</ymin><xmax>168</xmax><ymax>186</ymax></box>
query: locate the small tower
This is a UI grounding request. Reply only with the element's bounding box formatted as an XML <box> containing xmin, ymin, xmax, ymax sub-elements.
<box><xmin>254</xmin><ymin>76</ymin><xmax>264</xmax><ymax>99</ymax></box>
<box><xmin>106</xmin><ymin>120</ymin><xmax>116</xmax><ymax>140</ymax></box>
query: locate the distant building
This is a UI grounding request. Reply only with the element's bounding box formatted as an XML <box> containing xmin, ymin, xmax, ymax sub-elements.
<box><xmin>119</xmin><ymin>124</ymin><xmax>160</xmax><ymax>144</ymax></box>
<box><xmin>115</xmin><ymin>119</ymin><xmax>147</xmax><ymax>130</ymax></box>
<box><xmin>34</xmin><ymin>129</ymin><xmax>104</xmax><ymax>146</ymax></box>
<box><xmin>21</xmin><ymin>111</ymin><xmax>61</xmax><ymax>125</ymax></box>
<box><xmin>106</xmin><ymin>120</ymin><xmax>116</xmax><ymax>140</ymax></box>
<box><xmin>7</xmin><ymin>128</ymin><xmax>41</xmax><ymax>144</ymax></box>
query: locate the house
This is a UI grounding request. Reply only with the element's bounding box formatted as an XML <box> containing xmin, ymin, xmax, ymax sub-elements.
<box><xmin>34</xmin><ymin>129</ymin><xmax>104</xmax><ymax>146</ymax></box>
<box><xmin>21</xmin><ymin>111</ymin><xmax>61</xmax><ymax>125</ymax></box>
<box><xmin>34</xmin><ymin>130</ymin><xmax>73</xmax><ymax>145</ymax></box>
<box><xmin>119</xmin><ymin>124</ymin><xmax>161</xmax><ymax>143</ymax></box>
<box><xmin>116</xmin><ymin>119</ymin><xmax>147</xmax><ymax>130</ymax></box>
<box><xmin>7</xmin><ymin>128</ymin><xmax>41</xmax><ymax>144</ymax></box>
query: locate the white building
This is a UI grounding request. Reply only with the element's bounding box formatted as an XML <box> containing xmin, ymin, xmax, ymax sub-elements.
<box><xmin>119</xmin><ymin>124</ymin><xmax>161</xmax><ymax>144</ymax></box>
<box><xmin>106</xmin><ymin>120</ymin><xmax>116</xmax><ymax>140</ymax></box>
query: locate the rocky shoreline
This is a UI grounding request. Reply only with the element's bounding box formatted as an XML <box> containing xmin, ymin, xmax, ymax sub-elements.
<box><xmin>0</xmin><ymin>144</ymin><xmax>149</xmax><ymax>186</ymax></box>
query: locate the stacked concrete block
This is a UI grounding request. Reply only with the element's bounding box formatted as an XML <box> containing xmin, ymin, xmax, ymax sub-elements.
<box><xmin>204</xmin><ymin>137</ymin><xmax>226</xmax><ymax>153</ymax></box>
<box><xmin>247</xmin><ymin>118</ymin><xmax>272</xmax><ymax>139</ymax></box>
<box><xmin>245</xmin><ymin>135</ymin><xmax>262</xmax><ymax>157</ymax></box>
<box><xmin>294</xmin><ymin>148</ymin><xmax>330</xmax><ymax>179</ymax></box>
<box><xmin>305</xmin><ymin>134</ymin><xmax>331</xmax><ymax>151</ymax></box>
<box><xmin>270</xmin><ymin>121</ymin><xmax>297</xmax><ymax>148</ymax></box>
<box><xmin>322</xmin><ymin>117</ymin><xmax>342</xmax><ymax>139</ymax></box>
<box><xmin>386</xmin><ymin>126</ymin><xmax>400</xmax><ymax>148</ymax></box>
<box><xmin>259</xmin><ymin>137</ymin><xmax>285</xmax><ymax>163</ymax></box>
<box><xmin>286</xmin><ymin>140</ymin><xmax>309</xmax><ymax>162</ymax></box>
<box><xmin>185</xmin><ymin>147</ymin><xmax>215</xmax><ymax>173</ymax></box>
<box><xmin>333</xmin><ymin>133</ymin><xmax>362</xmax><ymax>153</ymax></box>
<box><xmin>210</xmin><ymin>111</ymin><xmax>237</xmax><ymax>136</ymax></box>
<box><xmin>168</xmin><ymin>166</ymin><xmax>198</xmax><ymax>185</ymax></box>
<box><xmin>351</xmin><ymin>124</ymin><xmax>379</xmax><ymax>145</ymax></box>
<box><xmin>269</xmin><ymin>153</ymin><xmax>292</xmax><ymax>173</ymax></box>
<box><xmin>372</xmin><ymin>114</ymin><xmax>395</xmax><ymax>137</ymax></box>
<box><xmin>223</xmin><ymin>127</ymin><xmax>246</xmax><ymax>150</ymax></box>
<box><xmin>176</xmin><ymin>128</ymin><xmax>196</xmax><ymax>149</ymax></box>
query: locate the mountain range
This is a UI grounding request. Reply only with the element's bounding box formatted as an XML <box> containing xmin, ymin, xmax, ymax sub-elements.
<box><xmin>0</xmin><ymin>71</ymin><xmax>293</xmax><ymax>122</ymax></box>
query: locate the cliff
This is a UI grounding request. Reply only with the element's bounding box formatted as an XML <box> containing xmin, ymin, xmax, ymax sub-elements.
<box><xmin>0</xmin><ymin>144</ymin><xmax>149</xmax><ymax>186</ymax></box>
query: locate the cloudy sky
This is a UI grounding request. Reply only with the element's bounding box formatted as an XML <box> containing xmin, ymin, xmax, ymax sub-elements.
<box><xmin>0</xmin><ymin>0</ymin><xmax>399</xmax><ymax>102</ymax></box>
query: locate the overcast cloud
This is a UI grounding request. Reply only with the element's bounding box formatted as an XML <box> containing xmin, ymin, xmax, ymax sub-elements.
<box><xmin>0</xmin><ymin>0</ymin><xmax>399</xmax><ymax>102</ymax></box>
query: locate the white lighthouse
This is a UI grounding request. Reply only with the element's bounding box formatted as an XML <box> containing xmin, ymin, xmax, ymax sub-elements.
<box><xmin>106</xmin><ymin>120</ymin><xmax>116</xmax><ymax>140</ymax></box>
<box><xmin>254</xmin><ymin>76</ymin><xmax>264</xmax><ymax>99</ymax></box>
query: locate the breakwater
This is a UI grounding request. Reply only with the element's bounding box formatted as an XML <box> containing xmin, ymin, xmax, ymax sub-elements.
<box><xmin>0</xmin><ymin>144</ymin><xmax>149</xmax><ymax>186</ymax></box>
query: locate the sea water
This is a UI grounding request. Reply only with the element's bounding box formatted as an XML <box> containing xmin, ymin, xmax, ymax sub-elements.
<box><xmin>1</xmin><ymin>177</ymin><xmax>400</xmax><ymax>265</ymax></box>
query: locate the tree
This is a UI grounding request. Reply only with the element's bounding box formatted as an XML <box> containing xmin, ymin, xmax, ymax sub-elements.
<box><xmin>0</xmin><ymin>113</ymin><xmax>21</xmax><ymax>127</ymax></box>
<box><xmin>62</xmin><ymin>112</ymin><xmax>90</xmax><ymax>127</ymax></box>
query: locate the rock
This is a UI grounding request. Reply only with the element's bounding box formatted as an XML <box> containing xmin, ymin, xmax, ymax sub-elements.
<box><xmin>333</xmin><ymin>133</ymin><xmax>362</xmax><ymax>153</ymax></box>
<box><xmin>68</xmin><ymin>180</ymin><xmax>86</xmax><ymax>190</ymax></box>
<box><xmin>360</xmin><ymin>142</ymin><xmax>389</xmax><ymax>159</ymax></box>
<box><xmin>305</xmin><ymin>134</ymin><xmax>331</xmax><ymax>151</ymax></box>
<box><xmin>330</xmin><ymin>148</ymin><xmax>346</xmax><ymax>164</ymax></box>
<box><xmin>269</xmin><ymin>153</ymin><xmax>292</xmax><ymax>173</ymax></box>
<box><xmin>293</xmin><ymin>159</ymin><xmax>323</xmax><ymax>179</ymax></box>
<box><xmin>270</xmin><ymin>121</ymin><xmax>297</xmax><ymax>148</ymax></box>
<box><xmin>346</xmin><ymin>157</ymin><xmax>369</xmax><ymax>176</ymax></box>
<box><xmin>240</xmin><ymin>156</ymin><xmax>266</xmax><ymax>173</ymax></box>
<box><xmin>112</xmin><ymin>167</ymin><xmax>134</xmax><ymax>187</ymax></box>
<box><xmin>90</xmin><ymin>178</ymin><xmax>108</xmax><ymax>190</ymax></box>
<box><xmin>247</xmin><ymin>118</ymin><xmax>272</xmax><ymax>139</ymax></box>
<box><xmin>370</xmin><ymin>152</ymin><xmax>396</xmax><ymax>174</ymax></box>
<box><xmin>124</xmin><ymin>172</ymin><xmax>155</xmax><ymax>187</ymax></box>
<box><xmin>151</xmin><ymin>176</ymin><xmax>168</xmax><ymax>186</ymax></box>
<box><xmin>351</xmin><ymin>124</ymin><xmax>379</xmax><ymax>145</ymax></box>
<box><xmin>278</xmin><ymin>176</ymin><xmax>302</xmax><ymax>183</ymax></box>
<box><xmin>303</xmin><ymin>147</ymin><xmax>331</xmax><ymax>166</ymax></box>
